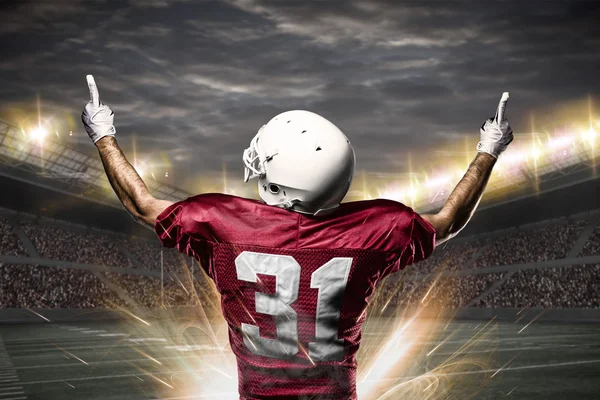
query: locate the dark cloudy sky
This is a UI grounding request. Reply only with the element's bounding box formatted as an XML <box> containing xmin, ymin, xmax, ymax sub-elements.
<box><xmin>1</xmin><ymin>0</ymin><xmax>599</xmax><ymax>193</ymax></box>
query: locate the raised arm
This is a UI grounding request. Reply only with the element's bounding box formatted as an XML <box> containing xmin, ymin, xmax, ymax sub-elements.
<box><xmin>422</xmin><ymin>93</ymin><xmax>513</xmax><ymax>246</ymax></box>
<box><xmin>82</xmin><ymin>75</ymin><xmax>173</xmax><ymax>229</ymax></box>
<box><xmin>95</xmin><ymin>136</ymin><xmax>173</xmax><ymax>228</ymax></box>
<box><xmin>422</xmin><ymin>152</ymin><xmax>496</xmax><ymax>245</ymax></box>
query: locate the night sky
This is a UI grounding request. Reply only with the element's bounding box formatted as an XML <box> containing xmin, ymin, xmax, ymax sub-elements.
<box><xmin>1</xmin><ymin>0</ymin><xmax>599</xmax><ymax>192</ymax></box>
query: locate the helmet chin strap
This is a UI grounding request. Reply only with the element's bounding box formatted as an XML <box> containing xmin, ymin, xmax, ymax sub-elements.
<box><xmin>272</xmin><ymin>198</ymin><xmax>339</xmax><ymax>216</ymax></box>
<box><xmin>276</xmin><ymin>198</ymin><xmax>302</xmax><ymax>210</ymax></box>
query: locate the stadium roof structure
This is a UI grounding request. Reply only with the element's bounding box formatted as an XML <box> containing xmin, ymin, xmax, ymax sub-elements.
<box><xmin>1</xmin><ymin>117</ymin><xmax>599</xmax><ymax>214</ymax></box>
<box><xmin>349</xmin><ymin>126</ymin><xmax>600</xmax><ymax>213</ymax></box>
<box><xmin>0</xmin><ymin>119</ymin><xmax>192</xmax><ymax>209</ymax></box>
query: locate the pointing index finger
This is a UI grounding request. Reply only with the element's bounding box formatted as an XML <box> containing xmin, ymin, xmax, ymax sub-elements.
<box><xmin>86</xmin><ymin>74</ymin><xmax>100</xmax><ymax>107</ymax></box>
<box><xmin>494</xmin><ymin>92</ymin><xmax>509</xmax><ymax>123</ymax></box>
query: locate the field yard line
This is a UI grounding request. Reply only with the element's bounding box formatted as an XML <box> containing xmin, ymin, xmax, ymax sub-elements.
<box><xmin>6</xmin><ymin>339</ymin><xmax>169</xmax><ymax>352</ymax></box>
<box><xmin>4</xmin><ymin>336</ymin><xmax>170</xmax><ymax>349</ymax></box>
<box><xmin>361</xmin><ymin>358</ymin><xmax>600</xmax><ymax>383</ymax></box>
<box><xmin>11</xmin><ymin>343</ymin><xmax>588</xmax><ymax>371</ymax></box>
<box><xmin>0</xmin><ymin>335</ymin><xmax>26</xmax><ymax>400</ymax></box>
<box><xmin>362</xmin><ymin>332</ymin><xmax>600</xmax><ymax>343</ymax></box>
<box><xmin>12</xmin><ymin>354</ymin><xmax>203</xmax><ymax>370</ymax></box>
<box><xmin>7</xmin><ymin>337</ymin><xmax>598</xmax><ymax>360</ymax></box>
<box><xmin>367</xmin><ymin>343</ymin><xmax>586</xmax><ymax>359</ymax></box>
<box><xmin>1</xmin><ymin>334</ymin><xmax>135</xmax><ymax>343</ymax></box>
<box><xmin>149</xmin><ymin>393</ymin><xmax>238</xmax><ymax>399</ymax></box>
<box><xmin>5</xmin><ymin>332</ymin><xmax>598</xmax><ymax>354</ymax></box>
<box><xmin>16</xmin><ymin>358</ymin><xmax>600</xmax><ymax>387</ymax></box>
<box><xmin>4</xmin><ymin>329</ymin><xmax>594</xmax><ymax>347</ymax></box>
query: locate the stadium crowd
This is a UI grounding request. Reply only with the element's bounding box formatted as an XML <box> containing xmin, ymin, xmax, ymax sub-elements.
<box><xmin>472</xmin><ymin>220</ymin><xmax>587</xmax><ymax>268</ymax></box>
<box><xmin>21</xmin><ymin>222</ymin><xmax>134</xmax><ymax>268</ymax></box>
<box><xmin>126</xmin><ymin>238</ymin><xmax>188</xmax><ymax>272</ymax></box>
<box><xmin>476</xmin><ymin>264</ymin><xmax>600</xmax><ymax>308</ymax></box>
<box><xmin>375</xmin><ymin>272</ymin><xmax>504</xmax><ymax>310</ymax></box>
<box><xmin>0</xmin><ymin>264</ymin><xmax>203</xmax><ymax>309</ymax></box>
<box><xmin>0</xmin><ymin>263</ymin><xmax>127</xmax><ymax>308</ymax></box>
<box><xmin>0</xmin><ymin>213</ymin><xmax>599</xmax><ymax>309</ymax></box>
<box><xmin>104</xmin><ymin>272</ymin><xmax>197</xmax><ymax>308</ymax></box>
<box><xmin>406</xmin><ymin>238</ymin><xmax>485</xmax><ymax>274</ymax></box>
<box><xmin>580</xmin><ymin>221</ymin><xmax>600</xmax><ymax>257</ymax></box>
<box><xmin>0</xmin><ymin>217</ymin><xmax>27</xmax><ymax>256</ymax></box>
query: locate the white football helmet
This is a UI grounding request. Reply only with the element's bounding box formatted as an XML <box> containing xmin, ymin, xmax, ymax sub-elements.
<box><xmin>243</xmin><ymin>110</ymin><xmax>355</xmax><ymax>216</ymax></box>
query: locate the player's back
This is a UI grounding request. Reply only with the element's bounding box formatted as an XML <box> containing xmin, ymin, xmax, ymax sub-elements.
<box><xmin>155</xmin><ymin>193</ymin><xmax>435</xmax><ymax>399</ymax></box>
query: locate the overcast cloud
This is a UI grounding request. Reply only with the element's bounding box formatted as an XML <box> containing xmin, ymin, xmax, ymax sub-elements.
<box><xmin>0</xmin><ymin>0</ymin><xmax>599</xmax><ymax>192</ymax></box>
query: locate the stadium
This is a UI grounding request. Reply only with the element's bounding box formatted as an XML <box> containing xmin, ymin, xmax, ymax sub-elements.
<box><xmin>1</xmin><ymin>101</ymin><xmax>600</xmax><ymax>400</ymax></box>
<box><xmin>1</xmin><ymin>1</ymin><xmax>600</xmax><ymax>399</ymax></box>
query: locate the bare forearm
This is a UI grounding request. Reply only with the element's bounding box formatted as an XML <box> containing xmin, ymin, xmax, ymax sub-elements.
<box><xmin>95</xmin><ymin>136</ymin><xmax>160</xmax><ymax>225</ymax></box>
<box><xmin>422</xmin><ymin>93</ymin><xmax>512</xmax><ymax>245</ymax></box>
<box><xmin>438</xmin><ymin>152</ymin><xmax>496</xmax><ymax>238</ymax></box>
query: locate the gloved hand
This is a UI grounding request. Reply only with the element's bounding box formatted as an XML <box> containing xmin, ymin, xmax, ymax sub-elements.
<box><xmin>81</xmin><ymin>75</ymin><xmax>116</xmax><ymax>144</ymax></box>
<box><xmin>477</xmin><ymin>92</ymin><xmax>513</xmax><ymax>159</ymax></box>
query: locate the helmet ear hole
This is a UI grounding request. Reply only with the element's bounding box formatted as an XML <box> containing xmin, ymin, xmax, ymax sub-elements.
<box><xmin>268</xmin><ymin>184</ymin><xmax>280</xmax><ymax>194</ymax></box>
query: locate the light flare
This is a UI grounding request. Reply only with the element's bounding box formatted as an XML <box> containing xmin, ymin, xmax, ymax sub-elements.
<box><xmin>29</xmin><ymin>125</ymin><xmax>48</xmax><ymax>142</ymax></box>
<box><xmin>26</xmin><ymin>308</ymin><xmax>51</xmax><ymax>322</ymax></box>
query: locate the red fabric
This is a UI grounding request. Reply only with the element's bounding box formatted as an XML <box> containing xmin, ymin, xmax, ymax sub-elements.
<box><xmin>155</xmin><ymin>193</ymin><xmax>435</xmax><ymax>399</ymax></box>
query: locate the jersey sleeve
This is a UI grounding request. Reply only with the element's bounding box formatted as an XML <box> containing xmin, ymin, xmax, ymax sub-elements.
<box><xmin>380</xmin><ymin>203</ymin><xmax>437</xmax><ymax>277</ymax></box>
<box><xmin>154</xmin><ymin>195</ymin><xmax>214</xmax><ymax>277</ymax></box>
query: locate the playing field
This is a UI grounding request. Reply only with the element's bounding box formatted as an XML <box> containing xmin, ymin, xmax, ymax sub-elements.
<box><xmin>0</xmin><ymin>318</ymin><xmax>599</xmax><ymax>399</ymax></box>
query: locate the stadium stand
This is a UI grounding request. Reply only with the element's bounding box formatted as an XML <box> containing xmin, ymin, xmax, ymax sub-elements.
<box><xmin>376</xmin><ymin>273</ymin><xmax>505</xmax><ymax>310</ymax></box>
<box><xmin>21</xmin><ymin>221</ymin><xmax>134</xmax><ymax>268</ymax></box>
<box><xmin>1</xmin><ymin>204</ymin><xmax>600</xmax><ymax>310</ymax></box>
<box><xmin>580</xmin><ymin>221</ymin><xmax>600</xmax><ymax>257</ymax></box>
<box><xmin>0</xmin><ymin>263</ymin><xmax>127</xmax><ymax>308</ymax></box>
<box><xmin>475</xmin><ymin>264</ymin><xmax>600</xmax><ymax>308</ymax></box>
<box><xmin>0</xmin><ymin>216</ymin><xmax>27</xmax><ymax>256</ymax></box>
<box><xmin>125</xmin><ymin>238</ymin><xmax>188</xmax><ymax>272</ymax></box>
<box><xmin>104</xmin><ymin>272</ymin><xmax>193</xmax><ymax>308</ymax></box>
<box><xmin>406</xmin><ymin>238</ymin><xmax>486</xmax><ymax>274</ymax></box>
<box><xmin>472</xmin><ymin>220</ymin><xmax>587</xmax><ymax>268</ymax></box>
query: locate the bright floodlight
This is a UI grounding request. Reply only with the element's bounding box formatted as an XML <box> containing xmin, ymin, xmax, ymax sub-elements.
<box><xmin>547</xmin><ymin>136</ymin><xmax>574</xmax><ymax>149</ymax></box>
<box><xmin>134</xmin><ymin>164</ymin><xmax>145</xmax><ymax>177</ymax></box>
<box><xmin>531</xmin><ymin>144</ymin><xmax>542</xmax><ymax>160</ymax></box>
<box><xmin>30</xmin><ymin>126</ymin><xmax>48</xmax><ymax>142</ymax></box>
<box><xmin>582</xmin><ymin>127</ymin><xmax>597</xmax><ymax>144</ymax></box>
<box><xmin>424</xmin><ymin>175</ymin><xmax>450</xmax><ymax>188</ymax></box>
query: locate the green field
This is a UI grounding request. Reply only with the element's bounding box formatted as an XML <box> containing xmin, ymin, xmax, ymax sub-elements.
<box><xmin>0</xmin><ymin>318</ymin><xmax>599</xmax><ymax>399</ymax></box>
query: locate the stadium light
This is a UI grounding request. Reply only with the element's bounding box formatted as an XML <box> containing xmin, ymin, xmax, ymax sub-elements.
<box><xmin>134</xmin><ymin>163</ymin><xmax>146</xmax><ymax>177</ymax></box>
<box><xmin>531</xmin><ymin>143</ymin><xmax>542</xmax><ymax>161</ymax></box>
<box><xmin>378</xmin><ymin>188</ymin><xmax>404</xmax><ymax>201</ymax></box>
<box><xmin>424</xmin><ymin>175</ymin><xmax>451</xmax><ymax>188</ymax></box>
<box><xmin>408</xmin><ymin>185</ymin><xmax>417</xmax><ymax>201</ymax></box>
<box><xmin>547</xmin><ymin>136</ymin><xmax>574</xmax><ymax>149</ymax></box>
<box><xmin>29</xmin><ymin>125</ymin><xmax>48</xmax><ymax>142</ymax></box>
<box><xmin>582</xmin><ymin>127</ymin><xmax>597</xmax><ymax>145</ymax></box>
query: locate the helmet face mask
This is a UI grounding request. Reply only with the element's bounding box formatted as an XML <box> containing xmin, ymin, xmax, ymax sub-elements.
<box><xmin>242</xmin><ymin>127</ymin><xmax>268</xmax><ymax>183</ymax></box>
<box><xmin>243</xmin><ymin>110</ymin><xmax>355</xmax><ymax>216</ymax></box>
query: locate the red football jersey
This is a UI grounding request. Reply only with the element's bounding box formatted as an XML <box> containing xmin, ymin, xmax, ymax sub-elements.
<box><xmin>155</xmin><ymin>193</ymin><xmax>435</xmax><ymax>399</ymax></box>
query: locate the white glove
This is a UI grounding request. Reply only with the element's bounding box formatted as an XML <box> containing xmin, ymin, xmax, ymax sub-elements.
<box><xmin>81</xmin><ymin>75</ymin><xmax>116</xmax><ymax>143</ymax></box>
<box><xmin>477</xmin><ymin>92</ymin><xmax>513</xmax><ymax>159</ymax></box>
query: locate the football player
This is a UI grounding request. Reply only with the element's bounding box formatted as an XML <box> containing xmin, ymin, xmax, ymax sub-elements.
<box><xmin>82</xmin><ymin>74</ymin><xmax>512</xmax><ymax>399</ymax></box>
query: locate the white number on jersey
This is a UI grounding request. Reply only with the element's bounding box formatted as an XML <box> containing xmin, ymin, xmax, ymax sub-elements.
<box><xmin>235</xmin><ymin>251</ymin><xmax>352</xmax><ymax>361</ymax></box>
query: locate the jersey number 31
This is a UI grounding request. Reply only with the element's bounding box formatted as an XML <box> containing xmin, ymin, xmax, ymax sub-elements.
<box><xmin>235</xmin><ymin>251</ymin><xmax>352</xmax><ymax>362</ymax></box>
